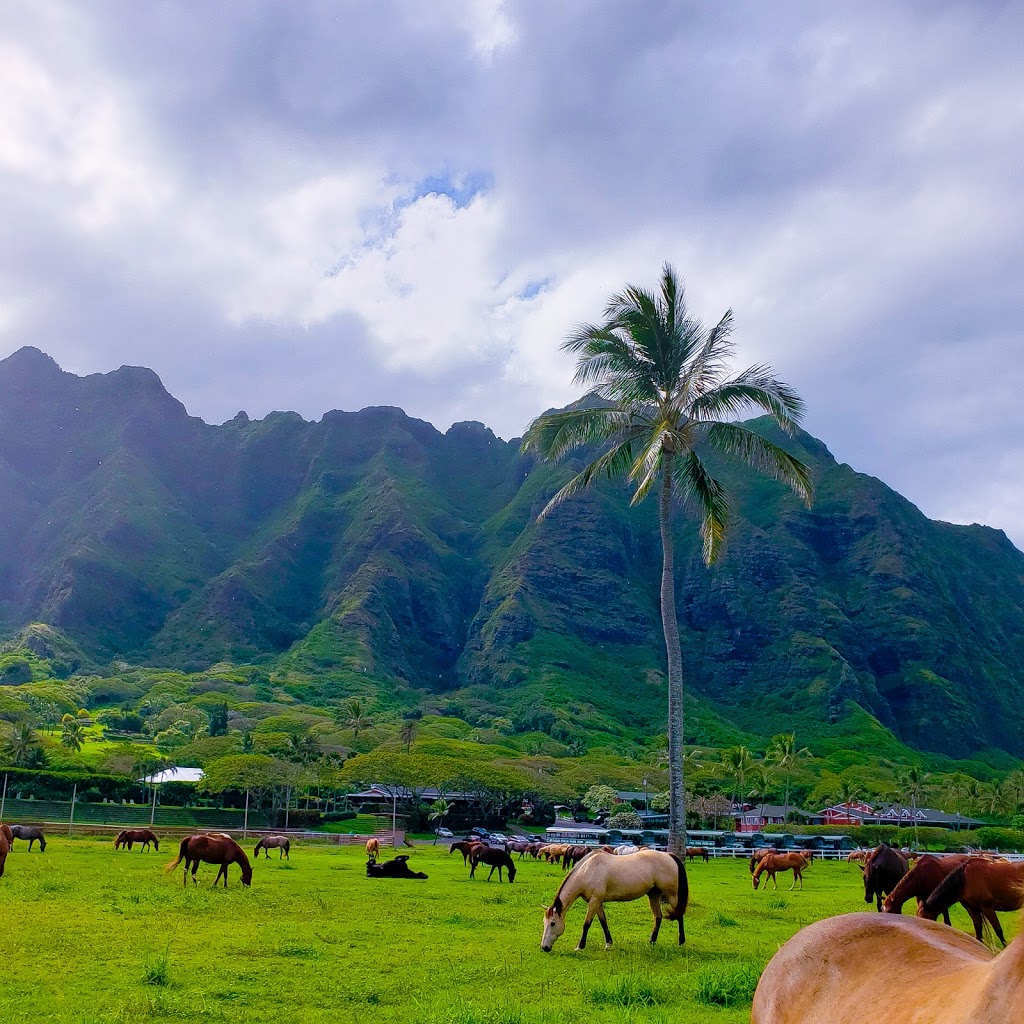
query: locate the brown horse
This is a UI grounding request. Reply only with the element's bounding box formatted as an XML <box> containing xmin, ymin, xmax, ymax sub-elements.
<box><xmin>254</xmin><ymin>835</ymin><xmax>290</xmax><ymax>859</ymax></box>
<box><xmin>365</xmin><ymin>837</ymin><xmax>380</xmax><ymax>863</ymax></box>
<box><xmin>165</xmin><ymin>834</ymin><xmax>252</xmax><ymax>887</ymax></box>
<box><xmin>749</xmin><ymin>848</ymin><xmax>775</xmax><ymax>874</ymax></box>
<box><xmin>0</xmin><ymin>830</ymin><xmax>8</xmax><ymax>877</ymax></box>
<box><xmin>562</xmin><ymin>845</ymin><xmax>592</xmax><ymax>870</ymax></box>
<box><xmin>847</xmin><ymin>849</ymin><xmax>869</xmax><ymax>863</ymax></box>
<box><xmin>882</xmin><ymin>853</ymin><xmax>968</xmax><ymax>925</ymax></box>
<box><xmin>114</xmin><ymin>828</ymin><xmax>160</xmax><ymax>852</ymax></box>
<box><xmin>753</xmin><ymin>852</ymin><xmax>810</xmax><ymax>891</ymax></box>
<box><xmin>686</xmin><ymin>846</ymin><xmax>710</xmax><ymax>863</ymax></box>
<box><xmin>448</xmin><ymin>840</ymin><xmax>482</xmax><ymax>865</ymax></box>
<box><xmin>861</xmin><ymin>844</ymin><xmax>909</xmax><ymax>910</ymax></box>
<box><xmin>469</xmin><ymin>846</ymin><xmax>517</xmax><ymax>883</ymax></box>
<box><xmin>752</xmin><ymin>910</ymin><xmax>1024</xmax><ymax>1024</ymax></box>
<box><xmin>0</xmin><ymin>823</ymin><xmax>12</xmax><ymax>846</ymax></box>
<box><xmin>921</xmin><ymin>857</ymin><xmax>1024</xmax><ymax>946</ymax></box>
<box><xmin>540</xmin><ymin>849</ymin><xmax>687</xmax><ymax>951</ymax></box>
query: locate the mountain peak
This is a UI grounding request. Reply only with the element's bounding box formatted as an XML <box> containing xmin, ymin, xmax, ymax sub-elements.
<box><xmin>0</xmin><ymin>346</ymin><xmax>64</xmax><ymax>381</ymax></box>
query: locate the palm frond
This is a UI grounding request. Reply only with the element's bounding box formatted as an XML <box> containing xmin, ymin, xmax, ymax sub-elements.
<box><xmin>677</xmin><ymin>450</ymin><xmax>731</xmax><ymax>564</ymax></box>
<box><xmin>521</xmin><ymin>404</ymin><xmax>628</xmax><ymax>461</ymax></box>
<box><xmin>689</xmin><ymin>364</ymin><xmax>805</xmax><ymax>431</ymax></box>
<box><xmin>538</xmin><ymin>436</ymin><xmax>640</xmax><ymax>518</ymax></box>
<box><xmin>705</xmin><ymin>422</ymin><xmax>814</xmax><ymax>505</ymax></box>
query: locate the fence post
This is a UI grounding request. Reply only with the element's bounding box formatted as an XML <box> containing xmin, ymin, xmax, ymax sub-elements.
<box><xmin>285</xmin><ymin>786</ymin><xmax>290</xmax><ymax>832</ymax></box>
<box><xmin>1</xmin><ymin>773</ymin><xmax>7</xmax><ymax>820</ymax></box>
<box><xmin>243</xmin><ymin>789</ymin><xmax>249</xmax><ymax>840</ymax></box>
<box><xmin>68</xmin><ymin>783</ymin><xmax>77</xmax><ymax>837</ymax></box>
<box><xmin>150</xmin><ymin>781</ymin><xmax>158</xmax><ymax>826</ymax></box>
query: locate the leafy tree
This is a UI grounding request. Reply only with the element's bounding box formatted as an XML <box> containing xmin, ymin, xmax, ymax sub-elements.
<box><xmin>766</xmin><ymin>733</ymin><xmax>811</xmax><ymax>823</ymax></box>
<box><xmin>522</xmin><ymin>264</ymin><xmax>811</xmax><ymax>853</ymax></box>
<box><xmin>582</xmin><ymin>784</ymin><xmax>619</xmax><ymax>815</ymax></box>
<box><xmin>605</xmin><ymin>809</ymin><xmax>644</xmax><ymax>829</ymax></box>
<box><xmin>208</xmin><ymin>703</ymin><xmax>229</xmax><ymax>737</ymax></box>
<box><xmin>199</xmin><ymin>754</ymin><xmax>290</xmax><ymax>807</ymax></box>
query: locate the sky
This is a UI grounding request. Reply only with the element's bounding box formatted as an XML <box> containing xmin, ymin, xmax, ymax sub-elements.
<box><xmin>1</xmin><ymin>1</ymin><xmax>1023</xmax><ymax>545</ymax></box>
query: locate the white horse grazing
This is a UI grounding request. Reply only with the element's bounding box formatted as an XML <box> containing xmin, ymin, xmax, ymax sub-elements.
<box><xmin>540</xmin><ymin>849</ymin><xmax>687</xmax><ymax>951</ymax></box>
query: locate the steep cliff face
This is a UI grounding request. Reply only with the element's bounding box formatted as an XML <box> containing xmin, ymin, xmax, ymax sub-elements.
<box><xmin>2</xmin><ymin>346</ymin><xmax>1024</xmax><ymax>756</ymax></box>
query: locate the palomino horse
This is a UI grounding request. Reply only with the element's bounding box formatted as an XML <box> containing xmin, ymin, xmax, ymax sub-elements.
<box><xmin>448</xmin><ymin>840</ymin><xmax>482</xmax><ymax>865</ymax></box>
<box><xmin>921</xmin><ymin>857</ymin><xmax>1024</xmax><ymax>946</ymax></box>
<box><xmin>365</xmin><ymin>837</ymin><xmax>380</xmax><ymax>863</ymax></box>
<box><xmin>540</xmin><ymin>849</ymin><xmax>687</xmax><ymax>952</ymax></box>
<box><xmin>166</xmin><ymin>834</ymin><xmax>252</xmax><ymax>887</ymax></box>
<box><xmin>881</xmin><ymin>853</ymin><xmax>969</xmax><ymax>925</ymax></box>
<box><xmin>7</xmin><ymin>824</ymin><xmax>46</xmax><ymax>851</ymax></box>
<box><xmin>752</xmin><ymin>910</ymin><xmax>1024</xmax><ymax>1024</ymax></box>
<box><xmin>753</xmin><ymin>852</ymin><xmax>810</xmax><ymax>891</ymax></box>
<box><xmin>861</xmin><ymin>844</ymin><xmax>909</xmax><ymax>910</ymax></box>
<box><xmin>255</xmin><ymin>835</ymin><xmax>290</xmax><ymax>859</ymax></box>
<box><xmin>469</xmin><ymin>847</ymin><xmax>517</xmax><ymax>883</ymax></box>
<box><xmin>114</xmin><ymin>828</ymin><xmax>159</xmax><ymax>852</ymax></box>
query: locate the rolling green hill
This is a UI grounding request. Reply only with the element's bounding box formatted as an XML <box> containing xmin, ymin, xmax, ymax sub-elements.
<box><xmin>2</xmin><ymin>345</ymin><xmax>1023</xmax><ymax>759</ymax></box>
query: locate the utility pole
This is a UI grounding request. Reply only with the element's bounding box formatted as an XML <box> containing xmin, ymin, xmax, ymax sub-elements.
<box><xmin>284</xmin><ymin>786</ymin><xmax>291</xmax><ymax>832</ymax></box>
<box><xmin>243</xmin><ymin>789</ymin><xmax>250</xmax><ymax>840</ymax></box>
<box><xmin>1</xmin><ymin>773</ymin><xmax>7</xmax><ymax>820</ymax></box>
<box><xmin>68</xmin><ymin>783</ymin><xmax>77</xmax><ymax>836</ymax></box>
<box><xmin>150</xmin><ymin>778</ymin><xmax>158</xmax><ymax>826</ymax></box>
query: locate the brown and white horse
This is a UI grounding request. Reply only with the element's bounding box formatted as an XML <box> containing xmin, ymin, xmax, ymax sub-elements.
<box><xmin>752</xmin><ymin>910</ymin><xmax>1024</xmax><ymax>1024</ymax></box>
<box><xmin>540</xmin><ymin>849</ymin><xmax>687</xmax><ymax>952</ymax></box>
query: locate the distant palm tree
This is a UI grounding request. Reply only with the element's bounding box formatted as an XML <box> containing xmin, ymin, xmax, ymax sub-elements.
<box><xmin>747</xmin><ymin>763</ymin><xmax>776</xmax><ymax>824</ymax></box>
<box><xmin>983</xmin><ymin>780</ymin><xmax>1009</xmax><ymax>818</ymax></box>
<box><xmin>61</xmin><ymin>718</ymin><xmax>85</xmax><ymax>752</ymax></box>
<box><xmin>428</xmin><ymin>798</ymin><xmax>451</xmax><ymax>843</ymax></box>
<box><xmin>342</xmin><ymin>697</ymin><xmax>373</xmax><ymax>738</ymax></box>
<box><xmin>941</xmin><ymin>773</ymin><xmax>973</xmax><ymax>828</ymax></box>
<box><xmin>722</xmin><ymin>746</ymin><xmax>754</xmax><ymax>811</ymax></box>
<box><xmin>895</xmin><ymin>766</ymin><xmax>931</xmax><ymax>848</ymax></box>
<box><xmin>767</xmin><ymin>733</ymin><xmax>811</xmax><ymax>825</ymax></box>
<box><xmin>523</xmin><ymin>264</ymin><xmax>812</xmax><ymax>854</ymax></box>
<box><xmin>399</xmin><ymin>719</ymin><xmax>418</xmax><ymax>753</ymax></box>
<box><xmin>4</xmin><ymin>720</ymin><xmax>42</xmax><ymax>766</ymax></box>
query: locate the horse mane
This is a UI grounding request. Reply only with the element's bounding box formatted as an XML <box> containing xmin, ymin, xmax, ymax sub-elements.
<box><xmin>922</xmin><ymin>860</ymin><xmax>969</xmax><ymax>918</ymax></box>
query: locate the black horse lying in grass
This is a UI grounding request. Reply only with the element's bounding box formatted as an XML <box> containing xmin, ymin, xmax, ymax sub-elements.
<box><xmin>366</xmin><ymin>855</ymin><xmax>427</xmax><ymax>880</ymax></box>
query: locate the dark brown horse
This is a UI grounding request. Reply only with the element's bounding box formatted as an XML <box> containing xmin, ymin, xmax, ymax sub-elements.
<box><xmin>881</xmin><ymin>853</ymin><xmax>968</xmax><ymax>924</ymax></box>
<box><xmin>0</xmin><ymin>830</ymin><xmax>8</xmax><ymax>877</ymax></box>
<box><xmin>449</xmin><ymin>840</ymin><xmax>482</xmax><ymax>865</ymax></box>
<box><xmin>254</xmin><ymin>835</ymin><xmax>290</xmax><ymax>859</ymax></box>
<box><xmin>114</xmin><ymin>828</ymin><xmax>159</xmax><ymax>852</ymax></box>
<box><xmin>166</xmin><ymin>834</ymin><xmax>252</xmax><ymax>887</ymax></box>
<box><xmin>921</xmin><ymin>857</ymin><xmax>1024</xmax><ymax>946</ymax></box>
<box><xmin>469</xmin><ymin>846</ymin><xmax>517</xmax><ymax>882</ymax></box>
<box><xmin>861</xmin><ymin>845</ymin><xmax>908</xmax><ymax>910</ymax></box>
<box><xmin>686</xmin><ymin>846</ymin><xmax>710</xmax><ymax>863</ymax></box>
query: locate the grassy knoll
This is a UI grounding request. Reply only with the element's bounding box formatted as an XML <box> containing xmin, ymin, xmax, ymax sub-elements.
<box><xmin>0</xmin><ymin>842</ymin><xmax>1016</xmax><ymax>1024</ymax></box>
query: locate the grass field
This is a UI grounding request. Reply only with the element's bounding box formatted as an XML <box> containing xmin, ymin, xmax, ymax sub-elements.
<box><xmin>0</xmin><ymin>841</ymin><xmax>1015</xmax><ymax>1024</ymax></box>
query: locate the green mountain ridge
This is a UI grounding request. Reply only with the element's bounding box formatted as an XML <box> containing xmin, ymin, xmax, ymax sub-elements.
<box><xmin>2</xmin><ymin>346</ymin><xmax>1023</xmax><ymax>759</ymax></box>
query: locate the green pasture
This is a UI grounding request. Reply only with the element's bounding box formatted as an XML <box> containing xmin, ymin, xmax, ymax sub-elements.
<box><xmin>0</xmin><ymin>842</ymin><xmax>1015</xmax><ymax>1024</ymax></box>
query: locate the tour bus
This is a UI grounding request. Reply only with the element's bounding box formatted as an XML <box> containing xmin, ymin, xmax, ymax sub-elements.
<box><xmin>543</xmin><ymin>825</ymin><xmax>610</xmax><ymax>845</ymax></box>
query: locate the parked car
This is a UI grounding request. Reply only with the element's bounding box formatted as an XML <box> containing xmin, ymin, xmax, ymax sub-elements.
<box><xmin>487</xmin><ymin>833</ymin><xmax>509</xmax><ymax>846</ymax></box>
<box><xmin>467</xmin><ymin>826</ymin><xmax>490</xmax><ymax>839</ymax></box>
<box><xmin>435</xmin><ymin>827</ymin><xmax>454</xmax><ymax>839</ymax></box>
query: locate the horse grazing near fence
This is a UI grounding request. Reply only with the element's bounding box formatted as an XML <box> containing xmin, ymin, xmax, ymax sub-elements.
<box><xmin>686</xmin><ymin>847</ymin><xmax>709</xmax><ymax>863</ymax></box>
<box><xmin>753</xmin><ymin>852</ymin><xmax>810</xmax><ymax>891</ymax></box>
<box><xmin>165</xmin><ymin>834</ymin><xmax>252</xmax><ymax>888</ymax></box>
<box><xmin>469</xmin><ymin>846</ymin><xmax>517</xmax><ymax>883</ymax></box>
<box><xmin>752</xmin><ymin>910</ymin><xmax>1024</xmax><ymax>1024</ymax></box>
<box><xmin>881</xmin><ymin>853</ymin><xmax>968</xmax><ymax>924</ymax></box>
<box><xmin>861</xmin><ymin>844</ymin><xmax>909</xmax><ymax>911</ymax></box>
<box><xmin>921</xmin><ymin>857</ymin><xmax>1024</xmax><ymax>946</ymax></box>
<box><xmin>8</xmin><ymin>824</ymin><xmax>46</xmax><ymax>851</ymax></box>
<box><xmin>749</xmin><ymin>848</ymin><xmax>775</xmax><ymax>874</ymax></box>
<box><xmin>540</xmin><ymin>849</ymin><xmax>687</xmax><ymax>952</ymax></box>
<box><xmin>449</xmin><ymin>840</ymin><xmax>482</xmax><ymax>865</ymax></box>
<box><xmin>255</xmin><ymin>835</ymin><xmax>290</xmax><ymax>859</ymax></box>
<box><xmin>114</xmin><ymin>828</ymin><xmax>159</xmax><ymax>852</ymax></box>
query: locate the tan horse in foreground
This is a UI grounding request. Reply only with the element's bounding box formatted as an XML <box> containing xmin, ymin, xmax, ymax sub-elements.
<box><xmin>752</xmin><ymin>910</ymin><xmax>1024</xmax><ymax>1024</ymax></box>
<box><xmin>753</xmin><ymin>852</ymin><xmax>810</xmax><ymax>890</ymax></box>
<box><xmin>540</xmin><ymin>849</ymin><xmax>687</xmax><ymax>952</ymax></box>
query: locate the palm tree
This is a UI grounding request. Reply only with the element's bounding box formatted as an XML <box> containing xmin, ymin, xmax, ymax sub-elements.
<box><xmin>747</xmin><ymin>762</ymin><xmax>776</xmax><ymax>826</ymax></box>
<box><xmin>522</xmin><ymin>265</ymin><xmax>812</xmax><ymax>853</ymax></box>
<box><xmin>342</xmin><ymin>697</ymin><xmax>373</xmax><ymax>738</ymax></box>
<box><xmin>428</xmin><ymin>797</ymin><xmax>451</xmax><ymax>843</ymax></box>
<box><xmin>941</xmin><ymin>773</ymin><xmax>972</xmax><ymax>828</ymax></box>
<box><xmin>399</xmin><ymin>719</ymin><xmax>418</xmax><ymax>753</ymax></box>
<box><xmin>766</xmin><ymin>732</ymin><xmax>811</xmax><ymax>825</ymax></box>
<box><xmin>61</xmin><ymin>718</ymin><xmax>85</xmax><ymax>752</ymax></box>
<box><xmin>4</xmin><ymin>720</ymin><xmax>42</xmax><ymax>766</ymax></box>
<box><xmin>895</xmin><ymin>766</ymin><xmax>931</xmax><ymax>849</ymax></box>
<box><xmin>722</xmin><ymin>745</ymin><xmax>754</xmax><ymax>812</ymax></box>
<box><xmin>983</xmin><ymin>780</ymin><xmax>1009</xmax><ymax>819</ymax></box>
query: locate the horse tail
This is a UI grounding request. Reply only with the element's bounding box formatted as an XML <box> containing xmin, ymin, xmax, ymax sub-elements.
<box><xmin>922</xmin><ymin>861</ymin><xmax>968</xmax><ymax>919</ymax></box>
<box><xmin>670</xmin><ymin>853</ymin><xmax>689</xmax><ymax>916</ymax></box>
<box><xmin>164</xmin><ymin>836</ymin><xmax>190</xmax><ymax>874</ymax></box>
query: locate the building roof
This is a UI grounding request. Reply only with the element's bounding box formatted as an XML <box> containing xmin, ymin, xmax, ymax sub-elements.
<box><xmin>819</xmin><ymin>802</ymin><xmax>983</xmax><ymax>826</ymax></box>
<box><xmin>140</xmin><ymin>766</ymin><xmax>205</xmax><ymax>785</ymax></box>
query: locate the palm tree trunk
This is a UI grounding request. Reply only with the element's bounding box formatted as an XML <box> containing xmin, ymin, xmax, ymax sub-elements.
<box><xmin>659</xmin><ymin>465</ymin><xmax>686</xmax><ymax>856</ymax></box>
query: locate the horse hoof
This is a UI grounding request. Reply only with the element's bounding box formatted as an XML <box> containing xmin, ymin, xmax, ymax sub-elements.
<box><xmin>605</xmin><ymin>943</ymin><xmax>613</xmax><ymax>951</ymax></box>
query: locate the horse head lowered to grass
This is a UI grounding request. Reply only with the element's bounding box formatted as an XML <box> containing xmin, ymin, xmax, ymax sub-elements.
<box><xmin>540</xmin><ymin>849</ymin><xmax>687</xmax><ymax>952</ymax></box>
<box><xmin>165</xmin><ymin>834</ymin><xmax>252</xmax><ymax>888</ymax></box>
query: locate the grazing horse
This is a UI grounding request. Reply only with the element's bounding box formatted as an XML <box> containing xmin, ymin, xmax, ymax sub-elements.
<box><xmin>114</xmin><ymin>828</ymin><xmax>159</xmax><ymax>852</ymax></box>
<box><xmin>752</xmin><ymin>910</ymin><xmax>1024</xmax><ymax>1024</ymax></box>
<box><xmin>753</xmin><ymin>852</ymin><xmax>810</xmax><ymax>891</ymax></box>
<box><xmin>365</xmin><ymin>837</ymin><xmax>380</xmax><ymax>863</ymax></box>
<box><xmin>539</xmin><ymin>844</ymin><xmax>569</xmax><ymax>864</ymax></box>
<box><xmin>448</xmin><ymin>840</ymin><xmax>482</xmax><ymax>865</ymax></box>
<box><xmin>882</xmin><ymin>853</ymin><xmax>968</xmax><ymax>925</ymax></box>
<box><xmin>7</xmin><ymin>824</ymin><xmax>46</xmax><ymax>851</ymax></box>
<box><xmin>686</xmin><ymin>846</ymin><xmax>709</xmax><ymax>863</ymax></box>
<box><xmin>847</xmin><ymin>849</ymin><xmax>869</xmax><ymax>863</ymax></box>
<box><xmin>750</xmin><ymin>848</ymin><xmax>775</xmax><ymax>874</ymax></box>
<box><xmin>562</xmin><ymin>845</ymin><xmax>592</xmax><ymax>870</ymax></box>
<box><xmin>0</xmin><ymin>829</ymin><xmax>8</xmax><ymax>877</ymax></box>
<box><xmin>861</xmin><ymin>844</ymin><xmax>908</xmax><ymax>910</ymax></box>
<box><xmin>166</xmin><ymin>834</ymin><xmax>252</xmax><ymax>887</ymax></box>
<box><xmin>255</xmin><ymin>835</ymin><xmax>290</xmax><ymax>859</ymax></box>
<box><xmin>614</xmin><ymin>844</ymin><xmax>642</xmax><ymax>855</ymax></box>
<box><xmin>921</xmin><ymin>857</ymin><xmax>1024</xmax><ymax>947</ymax></box>
<box><xmin>506</xmin><ymin>840</ymin><xmax>531</xmax><ymax>859</ymax></box>
<box><xmin>469</xmin><ymin>846</ymin><xmax>517</xmax><ymax>883</ymax></box>
<box><xmin>540</xmin><ymin>849</ymin><xmax>687</xmax><ymax>952</ymax></box>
